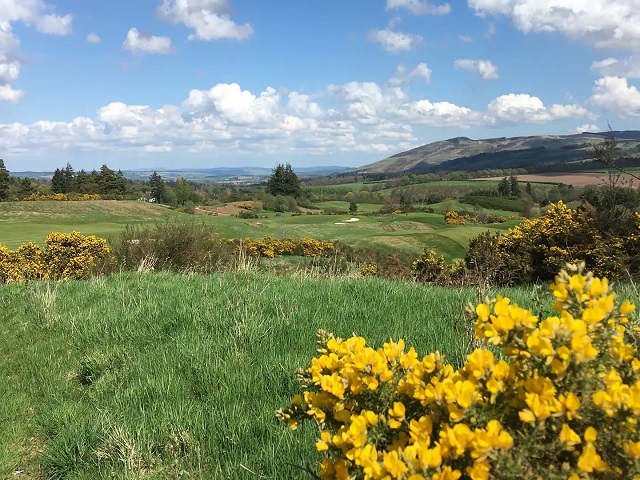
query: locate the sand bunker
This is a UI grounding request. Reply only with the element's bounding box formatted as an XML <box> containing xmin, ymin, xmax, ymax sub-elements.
<box><xmin>344</xmin><ymin>218</ymin><xmax>360</xmax><ymax>223</ymax></box>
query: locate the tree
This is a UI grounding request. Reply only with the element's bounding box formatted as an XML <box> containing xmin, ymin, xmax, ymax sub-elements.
<box><xmin>149</xmin><ymin>172</ymin><xmax>167</xmax><ymax>203</ymax></box>
<box><xmin>51</xmin><ymin>168</ymin><xmax>66</xmax><ymax>193</ymax></box>
<box><xmin>525</xmin><ymin>182</ymin><xmax>533</xmax><ymax>197</ymax></box>
<box><xmin>509</xmin><ymin>175</ymin><xmax>520</xmax><ymax>197</ymax></box>
<box><xmin>0</xmin><ymin>159</ymin><xmax>9</xmax><ymax>201</ymax></box>
<box><xmin>63</xmin><ymin>163</ymin><xmax>74</xmax><ymax>192</ymax></box>
<box><xmin>497</xmin><ymin>177</ymin><xmax>510</xmax><ymax>196</ymax></box>
<box><xmin>349</xmin><ymin>201</ymin><xmax>358</xmax><ymax>215</ymax></box>
<box><xmin>97</xmin><ymin>165</ymin><xmax>126</xmax><ymax>195</ymax></box>
<box><xmin>174</xmin><ymin>178</ymin><xmax>194</xmax><ymax>205</ymax></box>
<box><xmin>267</xmin><ymin>163</ymin><xmax>301</xmax><ymax>197</ymax></box>
<box><xmin>19</xmin><ymin>177</ymin><xmax>36</xmax><ymax>197</ymax></box>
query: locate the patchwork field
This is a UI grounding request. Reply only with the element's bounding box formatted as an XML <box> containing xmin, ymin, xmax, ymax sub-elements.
<box><xmin>0</xmin><ymin>201</ymin><xmax>520</xmax><ymax>260</ymax></box>
<box><xmin>484</xmin><ymin>172</ymin><xmax>640</xmax><ymax>187</ymax></box>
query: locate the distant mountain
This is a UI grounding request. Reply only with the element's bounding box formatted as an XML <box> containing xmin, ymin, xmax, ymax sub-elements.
<box><xmin>354</xmin><ymin>131</ymin><xmax>640</xmax><ymax>174</ymax></box>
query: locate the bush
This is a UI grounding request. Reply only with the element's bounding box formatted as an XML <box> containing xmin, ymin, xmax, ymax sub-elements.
<box><xmin>0</xmin><ymin>232</ymin><xmax>111</xmax><ymax>282</ymax></box>
<box><xmin>112</xmin><ymin>222</ymin><xmax>233</xmax><ymax>273</ymax></box>
<box><xmin>277</xmin><ymin>263</ymin><xmax>640</xmax><ymax>479</ymax></box>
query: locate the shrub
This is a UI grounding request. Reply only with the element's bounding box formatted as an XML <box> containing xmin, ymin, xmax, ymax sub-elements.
<box><xmin>277</xmin><ymin>263</ymin><xmax>640</xmax><ymax>479</ymax></box>
<box><xmin>112</xmin><ymin>222</ymin><xmax>233</xmax><ymax>273</ymax></box>
<box><xmin>411</xmin><ymin>249</ymin><xmax>446</xmax><ymax>282</ymax></box>
<box><xmin>0</xmin><ymin>232</ymin><xmax>111</xmax><ymax>282</ymax></box>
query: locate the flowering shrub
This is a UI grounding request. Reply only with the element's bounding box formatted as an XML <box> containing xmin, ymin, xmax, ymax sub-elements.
<box><xmin>278</xmin><ymin>263</ymin><xmax>640</xmax><ymax>479</ymax></box>
<box><xmin>360</xmin><ymin>263</ymin><xmax>380</xmax><ymax>277</ymax></box>
<box><xmin>444</xmin><ymin>211</ymin><xmax>466</xmax><ymax>225</ymax></box>
<box><xmin>22</xmin><ymin>193</ymin><xmax>101</xmax><ymax>201</ymax></box>
<box><xmin>232</xmin><ymin>237</ymin><xmax>335</xmax><ymax>258</ymax></box>
<box><xmin>466</xmin><ymin>201</ymin><xmax>640</xmax><ymax>284</ymax></box>
<box><xmin>0</xmin><ymin>232</ymin><xmax>111</xmax><ymax>282</ymax></box>
<box><xmin>411</xmin><ymin>249</ymin><xmax>446</xmax><ymax>282</ymax></box>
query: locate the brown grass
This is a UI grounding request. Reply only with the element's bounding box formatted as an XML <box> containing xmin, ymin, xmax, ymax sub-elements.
<box><xmin>484</xmin><ymin>172</ymin><xmax>639</xmax><ymax>187</ymax></box>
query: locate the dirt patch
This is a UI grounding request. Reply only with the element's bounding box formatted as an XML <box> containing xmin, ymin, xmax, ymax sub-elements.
<box><xmin>483</xmin><ymin>173</ymin><xmax>639</xmax><ymax>188</ymax></box>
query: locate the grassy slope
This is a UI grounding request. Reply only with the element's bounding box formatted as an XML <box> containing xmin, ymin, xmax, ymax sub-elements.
<box><xmin>0</xmin><ymin>272</ymin><xmax>522</xmax><ymax>479</ymax></box>
<box><xmin>0</xmin><ymin>201</ymin><xmax>518</xmax><ymax>260</ymax></box>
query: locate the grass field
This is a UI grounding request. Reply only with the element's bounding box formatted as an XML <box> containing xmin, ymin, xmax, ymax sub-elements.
<box><xmin>314</xmin><ymin>201</ymin><xmax>382</xmax><ymax>213</ymax></box>
<box><xmin>0</xmin><ymin>201</ymin><xmax>520</xmax><ymax>260</ymax></box>
<box><xmin>0</xmin><ymin>271</ymin><xmax>573</xmax><ymax>479</ymax></box>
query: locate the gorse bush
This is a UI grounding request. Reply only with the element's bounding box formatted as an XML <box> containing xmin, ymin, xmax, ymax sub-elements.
<box><xmin>278</xmin><ymin>263</ymin><xmax>640</xmax><ymax>479</ymax></box>
<box><xmin>0</xmin><ymin>232</ymin><xmax>111</xmax><ymax>282</ymax></box>
<box><xmin>232</xmin><ymin>237</ymin><xmax>335</xmax><ymax>258</ymax></box>
<box><xmin>22</xmin><ymin>193</ymin><xmax>101</xmax><ymax>201</ymax></box>
<box><xmin>465</xmin><ymin>201</ymin><xmax>640</xmax><ymax>284</ymax></box>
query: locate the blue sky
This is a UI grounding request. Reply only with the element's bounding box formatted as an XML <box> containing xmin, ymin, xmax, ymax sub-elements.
<box><xmin>1</xmin><ymin>0</ymin><xmax>639</xmax><ymax>172</ymax></box>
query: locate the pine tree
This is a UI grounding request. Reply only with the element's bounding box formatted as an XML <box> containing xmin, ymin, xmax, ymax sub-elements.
<box><xmin>0</xmin><ymin>159</ymin><xmax>9</xmax><ymax>201</ymax></box>
<box><xmin>63</xmin><ymin>163</ymin><xmax>74</xmax><ymax>193</ymax></box>
<box><xmin>497</xmin><ymin>177</ymin><xmax>510</xmax><ymax>196</ymax></box>
<box><xmin>19</xmin><ymin>177</ymin><xmax>36</xmax><ymax>197</ymax></box>
<box><xmin>51</xmin><ymin>168</ymin><xmax>66</xmax><ymax>193</ymax></box>
<box><xmin>149</xmin><ymin>172</ymin><xmax>167</xmax><ymax>203</ymax></box>
<box><xmin>267</xmin><ymin>163</ymin><xmax>301</xmax><ymax>197</ymax></box>
<box><xmin>509</xmin><ymin>175</ymin><xmax>521</xmax><ymax>197</ymax></box>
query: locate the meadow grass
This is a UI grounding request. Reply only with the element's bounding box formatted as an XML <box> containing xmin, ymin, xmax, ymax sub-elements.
<box><xmin>2</xmin><ymin>271</ymin><xmax>639</xmax><ymax>478</ymax></box>
<box><xmin>0</xmin><ymin>272</ymin><xmax>498</xmax><ymax>479</ymax></box>
<box><xmin>0</xmin><ymin>201</ymin><xmax>517</xmax><ymax>261</ymax></box>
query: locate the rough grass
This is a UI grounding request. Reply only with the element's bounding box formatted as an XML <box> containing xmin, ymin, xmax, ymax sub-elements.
<box><xmin>0</xmin><ymin>272</ymin><xmax>490</xmax><ymax>479</ymax></box>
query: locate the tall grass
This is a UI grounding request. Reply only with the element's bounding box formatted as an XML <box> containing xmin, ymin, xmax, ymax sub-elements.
<box><xmin>3</xmin><ymin>273</ymin><xmax>630</xmax><ymax>478</ymax></box>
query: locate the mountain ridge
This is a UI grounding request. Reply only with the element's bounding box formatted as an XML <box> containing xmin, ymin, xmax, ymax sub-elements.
<box><xmin>354</xmin><ymin>131</ymin><xmax>640</xmax><ymax>174</ymax></box>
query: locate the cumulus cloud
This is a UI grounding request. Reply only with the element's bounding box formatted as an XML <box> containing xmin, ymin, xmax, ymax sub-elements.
<box><xmin>591</xmin><ymin>57</ymin><xmax>640</xmax><ymax>78</ymax></box>
<box><xmin>469</xmin><ymin>0</ymin><xmax>640</xmax><ymax>50</ymax></box>
<box><xmin>0</xmin><ymin>76</ymin><xmax>598</xmax><ymax>159</ymax></box>
<box><xmin>369</xmin><ymin>28</ymin><xmax>422</xmax><ymax>53</ymax></box>
<box><xmin>158</xmin><ymin>0</ymin><xmax>253</xmax><ymax>41</ymax></box>
<box><xmin>86</xmin><ymin>33</ymin><xmax>101</xmax><ymax>44</ymax></box>
<box><xmin>386</xmin><ymin>0</ymin><xmax>451</xmax><ymax>15</ymax></box>
<box><xmin>454</xmin><ymin>59</ymin><xmax>499</xmax><ymax>80</ymax></box>
<box><xmin>0</xmin><ymin>84</ymin><xmax>24</xmax><ymax>102</ymax></box>
<box><xmin>590</xmin><ymin>76</ymin><xmax>640</xmax><ymax>118</ymax></box>
<box><xmin>486</xmin><ymin>93</ymin><xmax>593</xmax><ymax>126</ymax></box>
<box><xmin>572</xmin><ymin>124</ymin><xmax>601</xmax><ymax>134</ymax></box>
<box><xmin>0</xmin><ymin>0</ymin><xmax>72</xmax><ymax>102</ymax></box>
<box><xmin>123</xmin><ymin>28</ymin><xmax>174</xmax><ymax>55</ymax></box>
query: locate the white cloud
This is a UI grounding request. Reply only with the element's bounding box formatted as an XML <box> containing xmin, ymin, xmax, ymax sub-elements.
<box><xmin>123</xmin><ymin>28</ymin><xmax>174</xmax><ymax>55</ymax></box>
<box><xmin>386</xmin><ymin>0</ymin><xmax>451</xmax><ymax>15</ymax></box>
<box><xmin>454</xmin><ymin>59</ymin><xmax>499</xmax><ymax>80</ymax></box>
<box><xmin>0</xmin><ymin>84</ymin><xmax>24</xmax><ymax>102</ymax></box>
<box><xmin>590</xmin><ymin>76</ymin><xmax>640</xmax><ymax>118</ymax></box>
<box><xmin>458</xmin><ymin>35</ymin><xmax>473</xmax><ymax>42</ymax></box>
<box><xmin>0</xmin><ymin>1</ymin><xmax>72</xmax><ymax>102</ymax></box>
<box><xmin>158</xmin><ymin>0</ymin><xmax>253</xmax><ymax>41</ymax></box>
<box><xmin>572</xmin><ymin>124</ymin><xmax>601</xmax><ymax>134</ymax></box>
<box><xmin>369</xmin><ymin>28</ymin><xmax>422</xmax><ymax>53</ymax></box>
<box><xmin>35</xmin><ymin>13</ymin><xmax>72</xmax><ymax>35</ymax></box>
<box><xmin>0</xmin><ymin>76</ymin><xmax>601</xmax><ymax>160</ymax></box>
<box><xmin>486</xmin><ymin>93</ymin><xmax>593</xmax><ymax>125</ymax></box>
<box><xmin>86</xmin><ymin>33</ymin><xmax>101</xmax><ymax>44</ymax></box>
<box><xmin>388</xmin><ymin>63</ymin><xmax>432</xmax><ymax>86</ymax></box>
<box><xmin>469</xmin><ymin>0</ymin><xmax>640</xmax><ymax>50</ymax></box>
<box><xmin>591</xmin><ymin>57</ymin><xmax>640</xmax><ymax>78</ymax></box>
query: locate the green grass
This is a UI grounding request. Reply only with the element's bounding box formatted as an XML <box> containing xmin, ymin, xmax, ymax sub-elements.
<box><xmin>0</xmin><ymin>271</ymin><xmax>581</xmax><ymax>479</ymax></box>
<box><xmin>0</xmin><ymin>201</ymin><xmax>520</xmax><ymax>261</ymax></box>
<box><xmin>314</xmin><ymin>201</ymin><xmax>382</xmax><ymax>213</ymax></box>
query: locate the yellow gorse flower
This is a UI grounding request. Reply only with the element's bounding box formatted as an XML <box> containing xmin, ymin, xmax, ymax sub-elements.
<box><xmin>277</xmin><ymin>264</ymin><xmax>640</xmax><ymax>479</ymax></box>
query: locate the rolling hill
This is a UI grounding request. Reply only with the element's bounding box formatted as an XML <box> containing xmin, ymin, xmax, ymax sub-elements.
<box><xmin>354</xmin><ymin>131</ymin><xmax>640</xmax><ymax>174</ymax></box>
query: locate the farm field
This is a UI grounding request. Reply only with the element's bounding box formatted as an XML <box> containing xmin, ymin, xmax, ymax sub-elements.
<box><xmin>0</xmin><ymin>271</ymin><xmax>579</xmax><ymax>479</ymax></box>
<box><xmin>483</xmin><ymin>172</ymin><xmax>639</xmax><ymax>187</ymax></box>
<box><xmin>0</xmin><ymin>201</ymin><xmax>520</xmax><ymax>260</ymax></box>
<box><xmin>314</xmin><ymin>200</ymin><xmax>383</xmax><ymax>213</ymax></box>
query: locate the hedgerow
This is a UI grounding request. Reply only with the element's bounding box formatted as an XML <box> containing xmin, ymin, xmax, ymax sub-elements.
<box><xmin>278</xmin><ymin>263</ymin><xmax>640</xmax><ymax>479</ymax></box>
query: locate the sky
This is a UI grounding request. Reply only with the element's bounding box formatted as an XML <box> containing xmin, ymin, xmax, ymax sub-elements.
<box><xmin>1</xmin><ymin>0</ymin><xmax>640</xmax><ymax>172</ymax></box>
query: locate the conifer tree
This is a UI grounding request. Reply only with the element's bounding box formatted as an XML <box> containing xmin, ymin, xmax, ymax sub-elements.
<box><xmin>0</xmin><ymin>159</ymin><xmax>9</xmax><ymax>201</ymax></box>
